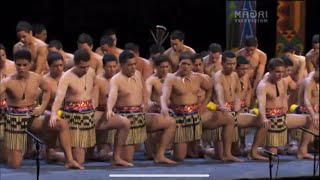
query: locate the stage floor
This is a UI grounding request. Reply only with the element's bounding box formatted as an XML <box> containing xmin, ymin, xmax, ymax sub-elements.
<box><xmin>0</xmin><ymin>153</ymin><xmax>318</xmax><ymax>180</ymax></box>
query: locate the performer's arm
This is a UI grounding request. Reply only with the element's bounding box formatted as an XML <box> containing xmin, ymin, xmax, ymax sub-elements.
<box><xmin>92</xmin><ymin>77</ymin><xmax>100</xmax><ymax>109</ymax></box>
<box><xmin>253</xmin><ymin>53</ymin><xmax>267</xmax><ymax>93</ymax></box>
<box><xmin>304</xmin><ymin>79</ymin><xmax>318</xmax><ymax>125</ymax></box>
<box><xmin>234</xmin><ymin>74</ymin><xmax>241</xmax><ymax>112</ymax></box>
<box><xmin>213</xmin><ymin>73</ymin><xmax>226</xmax><ymax>110</ymax></box>
<box><xmin>107</xmin><ymin>77</ymin><xmax>118</xmax><ymax>116</ymax></box>
<box><xmin>246</xmin><ymin>77</ymin><xmax>253</xmax><ymax>108</ymax></box>
<box><xmin>306</xmin><ymin>54</ymin><xmax>315</xmax><ymax>73</ymax></box>
<box><xmin>0</xmin><ymin>79</ymin><xmax>8</xmax><ymax>98</ymax></box>
<box><xmin>256</xmin><ymin>82</ymin><xmax>268</xmax><ymax>127</ymax></box>
<box><xmin>200</xmin><ymin>74</ymin><xmax>213</xmax><ymax>106</ymax></box>
<box><xmin>160</xmin><ymin>75</ymin><xmax>173</xmax><ymax>116</ymax></box>
<box><xmin>38</xmin><ymin>77</ymin><xmax>51</xmax><ymax>113</ymax></box>
<box><xmin>35</xmin><ymin>46</ymin><xmax>48</xmax><ymax>74</ymax></box>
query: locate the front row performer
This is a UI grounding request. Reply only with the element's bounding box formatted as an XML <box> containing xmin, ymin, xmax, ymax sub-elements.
<box><xmin>0</xmin><ymin>49</ymin><xmax>82</xmax><ymax>169</ymax></box>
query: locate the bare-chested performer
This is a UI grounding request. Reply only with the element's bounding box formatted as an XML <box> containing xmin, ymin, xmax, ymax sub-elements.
<box><xmin>144</xmin><ymin>54</ymin><xmax>177</xmax><ymax>164</ymax></box>
<box><xmin>235</xmin><ymin>56</ymin><xmax>253</xmax><ymax>152</ymax></box>
<box><xmin>163</xmin><ymin>30</ymin><xmax>195</xmax><ymax>72</ymax></box>
<box><xmin>282</xmin><ymin>44</ymin><xmax>307</xmax><ymax>83</ymax></box>
<box><xmin>0</xmin><ymin>44</ymin><xmax>16</xmax><ymax>161</ymax></box>
<box><xmin>249</xmin><ymin>58</ymin><xmax>316</xmax><ymax>160</ymax></box>
<box><xmin>203</xmin><ymin>43</ymin><xmax>223</xmax><ymax>76</ymax></box>
<box><xmin>160</xmin><ymin>52</ymin><xmax>216</xmax><ymax>161</ymax></box>
<box><xmin>306</xmin><ymin>34</ymin><xmax>319</xmax><ymax>73</ymax></box>
<box><xmin>107</xmin><ymin>50</ymin><xmax>147</xmax><ymax>164</ymax></box>
<box><xmin>295</xmin><ymin>58</ymin><xmax>319</xmax><ymax>158</ymax></box>
<box><xmin>32</xmin><ymin>23</ymin><xmax>47</xmax><ymax>42</ymax></box>
<box><xmin>13</xmin><ymin>21</ymin><xmax>48</xmax><ymax>75</ymax></box>
<box><xmin>188</xmin><ymin>53</ymin><xmax>216</xmax><ymax>158</ymax></box>
<box><xmin>50</xmin><ymin>48</ymin><xmax>97</xmax><ymax>166</ymax></box>
<box><xmin>48</xmin><ymin>40</ymin><xmax>74</xmax><ymax>71</ymax></box>
<box><xmin>235</xmin><ymin>36</ymin><xmax>267</xmax><ymax>94</ymax></box>
<box><xmin>91</xmin><ymin>53</ymin><xmax>133</xmax><ymax>166</ymax></box>
<box><xmin>77</xmin><ymin>33</ymin><xmax>104</xmax><ymax>75</ymax></box>
<box><xmin>0</xmin><ymin>49</ymin><xmax>82</xmax><ymax>169</ymax></box>
<box><xmin>41</xmin><ymin>52</ymin><xmax>66</xmax><ymax>162</ymax></box>
<box><xmin>210</xmin><ymin>51</ymin><xmax>258</xmax><ymax>160</ymax></box>
<box><xmin>95</xmin><ymin>28</ymin><xmax>123</xmax><ymax>57</ymax></box>
<box><xmin>148</xmin><ymin>43</ymin><xmax>165</xmax><ymax>71</ymax></box>
<box><xmin>125</xmin><ymin>42</ymin><xmax>153</xmax><ymax>81</ymax></box>
<box><xmin>96</xmin><ymin>36</ymin><xmax>123</xmax><ymax>62</ymax></box>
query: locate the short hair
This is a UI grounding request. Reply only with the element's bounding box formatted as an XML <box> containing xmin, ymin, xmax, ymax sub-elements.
<box><xmin>100</xmin><ymin>36</ymin><xmax>114</xmax><ymax>47</ymax></box>
<box><xmin>192</xmin><ymin>53</ymin><xmax>203</xmax><ymax>63</ymax></box>
<box><xmin>170</xmin><ymin>30</ymin><xmax>185</xmax><ymax>41</ymax></box>
<box><xmin>102</xmin><ymin>54</ymin><xmax>117</xmax><ymax>66</ymax></box>
<box><xmin>47</xmin><ymin>52</ymin><xmax>63</xmax><ymax>66</ymax></box>
<box><xmin>73</xmin><ymin>48</ymin><xmax>90</xmax><ymax>65</ymax></box>
<box><xmin>32</xmin><ymin>23</ymin><xmax>46</xmax><ymax>35</ymax></box>
<box><xmin>221</xmin><ymin>50</ymin><xmax>236</xmax><ymax>63</ymax></box>
<box><xmin>0</xmin><ymin>43</ymin><xmax>6</xmax><ymax>52</ymax></box>
<box><xmin>208</xmin><ymin>43</ymin><xmax>222</xmax><ymax>53</ymax></box>
<box><xmin>153</xmin><ymin>54</ymin><xmax>171</xmax><ymax>67</ymax></box>
<box><xmin>48</xmin><ymin>40</ymin><xmax>63</xmax><ymax>50</ymax></box>
<box><xmin>267</xmin><ymin>58</ymin><xmax>285</xmax><ymax>71</ymax></box>
<box><xmin>149</xmin><ymin>43</ymin><xmax>165</xmax><ymax>55</ymax></box>
<box><xmin>244</xmin><ymin>36</ymin><xmax>258</xmax><ymax>47</ymax></box>
<box><xmin>13</xmin><ymin>49</ymin><xmax>32</xmax><ymax>62</ymax></box>
<box><xmin>16</xmin><ymin>21</ymin><xmax>32</xmax><ymax>33</ymax></box>
<box><xmin>119</xmin><ymin>50</ymin><xmax>135</xmax><ymax>65</ymax></box>
<box><xmin>102</xmin><ymin>28</ymin><xmax>116</xmax><ymax>37</ymax></box>
<box><xmin>280</xmin><ymin>55</ymin><xmax>294</xmax><ymax>67</ymax></box>
<box><xmin>77</xmin><ymin>33</ymin><xmax>93</xmax><ymax>46</ymax></box>
<box><xmin>124</xmin><ymin>42</ymin><xmax>139</xmax><ymax>53</ymax></box>
<box><xmin>282</xmin><ymin>43</ymin><xmax>295</xmax><ymax>53</ymax></box>
<box><xmin>312</xmin><ymin>34</ymin><xmax>319</xmax><ymax>44</ymax></box>
<box><xmin>236</xmin><ymin>55</ymin><xmax>249</xmax><ymax>67</ymax></box>
<box><xmin>179</xmin><ymin>52</ymin><xmax>194</xmax><ymax>63</ymax></box>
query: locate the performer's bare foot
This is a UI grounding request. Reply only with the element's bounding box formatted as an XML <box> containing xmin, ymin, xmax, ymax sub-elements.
<box><xmin>65</xmin><ymin>160</ymin><xmax>84</xmax><ymax>169</ymax></box>
<box><xmin>248</xmin><ymin>152</ymin><xmax>268</xmax><ymax>161</ymax></box>
<box><xmin>154</xmin><ymin>155</ymin><xmax>177</xmax><ymax>164</ymax></box>
<box><xmin>297</xmin><ymin>152</ymin><xmax>317</xmax><ymax>160</ymax></box>
<box><xmin>112</xmin><ymin>158</ymin><xmax>134</xmax><ymax>166</ymax></box>
<box><xmin>222</xmin><ymin>155</ymin><xmax>242</xmax><ymax>162</ymax></box>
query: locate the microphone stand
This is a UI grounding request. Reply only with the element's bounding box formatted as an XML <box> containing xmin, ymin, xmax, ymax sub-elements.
<box><xmin>267</xmin><ymin>154</ymin><xmax>273</xmax><ymax>180</ymax></box>
<box><xmin>299</xmin><ymin>127</ymin><xmax>319</xmax><ymax>176</ymax></box>
<box><xmin>25</xmin><ymin>130</ymin><xmax>43</xmax><ymax>180</ymax></box>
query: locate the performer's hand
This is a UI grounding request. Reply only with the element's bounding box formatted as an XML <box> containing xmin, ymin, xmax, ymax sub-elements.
<box><xmin>261</xmin><ymin>118</ymin><xmax>269</xmax><ymax>129</ymax></box>
<box><xmin>49</xmin><ymin>115</ymin><xmax>57</xmax><ymax>128</ymax></box>
<box><xmin>106</xmin><ymin>110</ymin><xmax>114</xmax><ymax>120</ymax></box>
<box><xmin>218</xmin><ymin>105</ymin><xmax>229</xmax><ymax>112</ymax></box>
<box><xmin>311</xmin><ymin>114</ymin><xmax>319</xmax><ymax>129</ymax></box>
<box><xmin>161</xmin><ymin>107</ymin><xmax>170</xmax><ymax>117</ymax></box>
<box><xmin>33</xmin><ymin>106</ymin><xmax>44</xmax><ymax>117</ymax></box>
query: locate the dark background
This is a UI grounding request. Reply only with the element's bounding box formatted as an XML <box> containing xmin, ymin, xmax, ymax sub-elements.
<box><xmin>0</xmin><ymin>0</ymin><xmax>319</xmax><ymax>59</ymax></box>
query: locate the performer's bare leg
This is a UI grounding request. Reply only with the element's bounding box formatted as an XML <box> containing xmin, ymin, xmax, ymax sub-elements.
<box><xmin>286</xmin><ymin>114</ymin><xmax>317</xmax><ymax>160</ymax></box>
<box><xmin>145</xmin><ymin>113</ymin><xmax>177</xmax><ymax>164</ymax></box>
<box><xmin>97</xmin><ymin>114</ymin><xmax>133</xmax><ymax>166</ymax></box>
<box><xmin>31</xmin><ymin>116</ymin><xmax>84</xmax><ymax>169</ymax></box>
<box><xmin>203</xmin><ymin>111</ymin><xmax>241</xmax><ymax>162</ymax></box>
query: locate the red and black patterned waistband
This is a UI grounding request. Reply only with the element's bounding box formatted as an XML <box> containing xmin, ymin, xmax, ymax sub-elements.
<box><xmin>63</xmin><ymin>99</ymin><xmax>94</xmax><ymax>113</ymax></box>
<box><xmin>113</xmin><ymin>105</ymin><xmax>143</xmax><ymax>113</ymax></box>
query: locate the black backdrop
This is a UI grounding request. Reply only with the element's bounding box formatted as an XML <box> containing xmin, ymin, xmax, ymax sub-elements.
<box><xmin>0</xmin><ymin>0</ymin><xmax>319</xmax><ymax>59</ymax></box>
